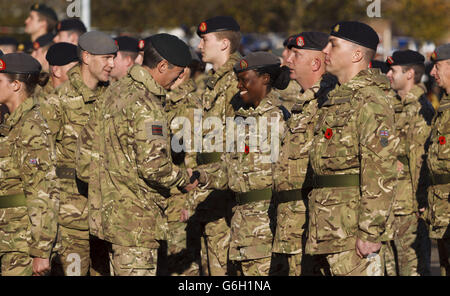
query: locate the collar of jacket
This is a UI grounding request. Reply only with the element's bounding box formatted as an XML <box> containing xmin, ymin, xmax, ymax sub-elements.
<box><xmin>403</xmin><ymin>83</ymin><xmax>426</xmax><ymax>106</ymax></box>
<box><xmin>206</xmin><ymin>52</ymin><xmax>242</xmax><ymax>89</ymax></box>
<box><xmin>67</xmin><ymin>64</ymin><xmax>103</xmax><ymax>104</ymax></box>
<box><xmin>166</xmin><ymin>79</ymin><xmax>196</xmax><ymax>104</ymax></box>
<box><xmin>129</xmin><ymin>64</ymin><xmax>167</xmax><ymax>98</ymax></box>
<box><xmin>290</xmin><ymin>78</ymin><xmax>322</xmax><ymax>112</ymax></box>
<box><xmin>235</xmin><ymin>90</ymin><xmax>279</xmax><ymax>117</ymax></box>
<box><xmin>4</xmin><ymin>97</ymin><xmax>35</xmax><ymax>133</ymax></box>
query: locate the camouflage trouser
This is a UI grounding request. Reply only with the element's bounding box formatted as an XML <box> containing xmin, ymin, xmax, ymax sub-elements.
<box><xmin>202</xmin><ymin>217</ymin><xmax>231</xmax><ymax>276</ymax></box>
<box><xmin>236</xmin><ymin>257</ymin><xmax>272</xmax><ymax>276</ymax></box>
<box><xmin>437</xmin><ymin>237</ymin><xmax>450</xmax><ymax>276</ymax></box>
<box><xmin>270</xmin><ymin>252</ymin><xmax>326</xmax><ymax>276</ymax></box>
<box><xmin>51</xmin><ymin>226</ymin><xmax>90</xmax><ymax>276</ymax></box>
<box><xmin>166</xmin><ymin>221</ymin><xmax>201</xmax><ymax>276</ymax></box>
<box><xmin>109</xmin><ymin>244</ymin><xmax>158</xmax><ymax>276</ymax></box>
<box><xmin>385</xmin><ymin>214</ymin><xmax>431</xmax><ymax>276</ymax></box>
<box><xmin>326</xmin><ymin>246</ymin><xmax>385</xmax><ymax>276</ymax></box>
<box><xmin>0</xmin><ymin>252</ymin><xmax>32</xmax><ymax>276</ymax></box>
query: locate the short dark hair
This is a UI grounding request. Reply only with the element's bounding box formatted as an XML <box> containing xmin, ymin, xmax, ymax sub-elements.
<box><xmin>401</xmin><ymin>64</ymin><xmax>425</xmax><ymax>84</ymax></box>
<box><xmin>214</xmin><ymin>30</ymin><xmax>241</xmax><ymax>54</ymax></box>
<box><xmin>120</xmin><ymin>51</ymin><xmax>138</xmax><ymax>63</ymax></box>
<box><xmin>37</xmin><ymin>12</ymin><xmax>58</xmax><ymax>33</ymax></box>
<box><xmin>143</xmin><ymin>42</ymin><xmax>174</xmax><ymax>69</ymax></box>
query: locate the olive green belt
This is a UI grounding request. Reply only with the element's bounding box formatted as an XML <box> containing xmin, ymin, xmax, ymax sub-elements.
<box><xmin>197</xmin><ymin>152</ymin><xmax>221</xmax><ymax>165</ymax></box>
<box><xmin>431</xmin><ymin>174</ymin><xmax>450</xmax><ymax>186</ymax></box>
<box><xmin>397</xmin><ymin>155</ymin><xmax>409</xmax><ymax>166</ymax></box>
<box><xmin>0</xmin><ymin>193</ymin><xmax>26</xmax><ymax>208</ymax></box>
<box><xmin>313</xmin><ymin>174</ymin><xmax>360</xmax><ymax>188</ymax></box>
<box><xmin>235</xmin><ymin>188</ymin><xmax>272</xmax><ymax>205</ymax></box>
<box><xmin>56</xmin><ymin>167</ymin><xmax>76</xmax><ymax>180</ymax></box>
<box><xmin>276</xmin><ymin>189</ymin><xmax>303</xmax><ymax>204</ymax></box>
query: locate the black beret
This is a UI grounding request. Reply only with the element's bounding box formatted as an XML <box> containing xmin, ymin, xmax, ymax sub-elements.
<box><xmin>148</xmin><ymin>33</ymin><xmax>191</xmax><ymax>67</ymax></box>
<box><xmin>0</xmin><ymin>37</ymin><xmax>18</xmax><ymax>46</ymax></box>
<box><xmin>114</xmin><ymin>36</ymin><xmax>140</xmax><ymax>53</ymax></box>
<box><xmin>288</xmin><ymin>31</ymin><xmax>329</xmax><ymax>51</ymax></box>
<box><xmin>57</xmin><ymin>18</ymin><xmax>87</xmax><ymax>33</ymax></box>
<box><xmin>46</xmin><ymin>42</ymin><xmax>78</xmax><ymax>66</ymax></box>
<box><xmin>431</xmin><ymin>43</ymin><xmax>450</xmax><ymax>62</ymax></box>
<box><xmin>79</xmin><ymin>31</ymin><xmax>119</xmax><ymax>55</ymax></box>
<box><xmin>234</xmin><ymin>51</ymin><xmax>280</xmax><ymax>74</ymax></box>
<box><xmin>370</xmin><ymin>60</ymin><xmax>389</xmax><ymax>74</ymax></box>
<box><xmin>197</xmin><ymin>16</ymin><xmax>240</xmax><ymax>36</ymax></box>
<box><xmin>30</xmin><ymin>3</ymin><xmax>58</xmax><ymax>22</ymax></box>
<box><xmin>386</xmin><ymin>50</ymin><xmax>425</xmax><ymax>66</ymax></box>
<box><xmin>33</xmin><ymin>33</ymin><xmax>54</xmax><ymax>50</ymax></box>
<box><xmin>0</xmin><ymin>53</ymin><xmax>42</xmax><ymax>74</ymax></box>
<box><xmin>283</xmin><ymin>35</ymin><xmax>295</xmax><ymax>47</ymax></box>
<box><xmin>330</xmin><ymin>21</ymin><xmax>379</xmax><ymax>51</ymax></box>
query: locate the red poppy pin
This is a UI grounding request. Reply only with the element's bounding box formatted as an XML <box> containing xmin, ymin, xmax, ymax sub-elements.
<box><xmin>244</xmin><ymin>145</ymin><xmax>250</xmax><ymax>154</ymax></box>
<box><xmin>439</xmin><ymin>136</ymin><xmax>446</xmax><ymax>145</ymax></box>
<box><xmin>368</xmin><ymin>61</ymin><xmax>372</xmax><ymax>68</ymax></box>
<box><xmin>386</xmin><ymin>56</ymin><xmax>394</xmax><ymax>65</ymax></box>
<box><xmin>199</xmin><ymin>22</ymin><xmax>207</xmax><ymax>33</ymax></box>
<box><xmin>114</xmin><ymin>40</ymin><xmax>118</xmax><ymax>46</ymax></box>
<box><xmin>33</xmin><ymin>42</ymin><xmax>40</xmax><ymax>50</ymax></box>
<box><xmin>296</xmin><ymin>36</ymin><xmax>305</xmax><ymax>47</ymax></box>
<box><xmin>138</xmin><ymin>40</ymin><xmax>145</xmax><ymax>50</ymax></box>
<box><xmin>324</xmin><ymin>128</ymin><xmax>333</xmax><ymax>139</ymax></box>
<box><xmin>240</xmin><ymin>59</ymin><xmax>248</xmax><ymax>70</ymax></box>
<box><xmin>0</xmin><ymin>59</ymin><xmax>5</xmax><ymax>71</ymax></box>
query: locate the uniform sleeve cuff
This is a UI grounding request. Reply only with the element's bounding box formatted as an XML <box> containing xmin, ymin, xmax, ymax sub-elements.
<box><xmin>356</xmin><ymin>230</ymin><xmax>381</xmax><ymax>243</ymax></box>
<box><xmin>29</xmin><ymin>247</ymin><xmax>51</xmax><ymax>259</ymax></box>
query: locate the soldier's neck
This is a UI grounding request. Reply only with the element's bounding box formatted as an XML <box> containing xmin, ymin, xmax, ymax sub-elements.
<box><xmin>337</xmin><ymin>64</ymin><xmax>368</xmax><ymax>85</ymax></box>
<box><xmin>31</xmin><ymin>29</ymin><xmax>47</xmax><ymax>42</ymax></box>
<box><xmin>298</xmin><ymin>69</ymin><xmax>325</xmax><ymax>90</ymax></box>
<box><xmin>397</xmin><ymin>83</ymin><xmax>414</xmax><ymax>100</ymax></box>
<box><xmin>212</xmin><ymin>54</ymin><xmax>230</xmax><ymax>72</ymax></box>
<box><xmin>4</xmin><ymin>93</ymin><xmax>27</xmax><ymax>114</ymax></box>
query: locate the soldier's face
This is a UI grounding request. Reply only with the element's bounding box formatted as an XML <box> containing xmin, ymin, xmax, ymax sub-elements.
<box><xmin>322</xmin><ymin>37</ymin><xmax>353</xmax><ymax>76</ymax></box>
<box><xmin>25</xmin><ymin>11</ymin><xmax>45</xmax><ymax>35</ymax></box>
<box><xmin>87</xmin><ymin>53</ymin><xmax>116</xmax><ymax>83</ymax></box>
<box><xmin>198</xmin><ymin>33</ymin><xmax>223</xmax><ymax>64</ymax></box>
<box><xmin>286</xmin><ymin>48</ymin><xmax>314</xmax><ymax>81</ymax></box>
<box><xmin>110</xmin><ymin>51</ymin><xmax>132</xmax><ymax>81</ymax></box>
<box><xmin>159</xmin><ymin>62</ymin><xmax>185</xmax><ymax>90</ymax></box>
<box><xmin>386</xmin><ymin>65</ymin><xmax>408</xmax><ymax>91</ymax></box>
<box><xmin>31</xmin><ymin>48</ymin><xmax>49</xmax><ymax>72</ymax></box>
<box><xmin>431</xmin><ymin>60</ymin><xmax>450</xmax><ymax>91</ymax></box>
<box><xmin>0</xmin><ymin>74</ymin><xmax>16</xmax><ymax>103</ymax></box>
<box><xmin>281</xmin><ymin>47</ymin><xmax>290</xmax><ymax>66</ymax></box>
<box><xmin>0</xmin><ymin>45</ymin><xmax>16</xmax><ymax>54</ymax></box>
<box><xmin>237</xmin><ymin>70</ymin><xmax>268</xmax><ymax>107</ymax></box>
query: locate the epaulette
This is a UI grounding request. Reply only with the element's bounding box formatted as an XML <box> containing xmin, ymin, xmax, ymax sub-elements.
<box><xmin>278</xmin><ymin>105</ymin><xmax>291</xmax><ymax>121</ymax></box>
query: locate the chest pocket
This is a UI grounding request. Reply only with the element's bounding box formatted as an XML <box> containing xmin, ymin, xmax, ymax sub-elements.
<box><xmin>63</xmin><ymin>97</ymin><xmax>91</xmax><ymax>136</ymax></box>
<box><xmin>0</xmin><ymin>140</ymin><xmax>18</xmax><ymax>181</ymax></box>
<box><xmin>285</xmin><ymin>112</ymin><xmax>310</xmax><ymax>160</ymax></box>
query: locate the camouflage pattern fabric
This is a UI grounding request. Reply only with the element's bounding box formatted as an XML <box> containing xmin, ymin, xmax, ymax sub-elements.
<box><xmin>189</xmin><ymin>52</ymin><xmax>241</xmax><ymax>275</ymax></box>
<box><xmin>306</xmin><ymin>69</ymin><xmax>399</xmax><ymax>259</ymax></box>
<box><xmin>326</xmin><ymin>246</ymin><xmax>385</xmax><ymax>276</ymax></box>
<box><xmin>1</xmin><ymin>252</ymin><xmax>33</xmax><ymax>276</ymax></box>
<box><xmin>88</xmin><ymin>65</ymin><xmax>188</xmax><ymax>253</ymax></box>
<box><xmin>197</xmin><ymin>91</ymin><xmax>286</xmax><ymax>274</ymax></box>
<box><xmin>109</xmin><ymin>244</ymin><xmax>158</xmax><ymax>276</ymax></box>
<box><xmin>34</xmin><ymin>76</ymin><xmax>55</xmax><ymax>100</ymax></box>
<box><xmin>276</xmin><ymin>79</ymin><xmax>302</xmax><ymax>111</ymax></box>
<box><xmin>0</xmin><ymin>98</ymin><xmax>59</xmax><ymax>275</ymax></box>
<box><xmin>164</xmin><ymin>78</ymin><xmax>202</xmax><ymax>276</ymax></box>
<box><xmin>426</xmin><ymin>92</ymin><xmax>450</xmax><ymax>275</ymax></box>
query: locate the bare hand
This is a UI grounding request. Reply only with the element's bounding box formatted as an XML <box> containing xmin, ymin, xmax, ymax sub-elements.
<box><xmin>32</xmin><ymin>257</ymin><xmax>50</xmax><ymax>276</ymax></box>
<box><xmin>180</xmin><ymin>209</ymin><xmax>189</xmax><ymax>222</ymax></box>
<box><xmin>355</xmin><ymin>238</ymin><xmax>381</xmax><ymax>259</ymax></box>
<box><xmin>416</xmin><ymin>207</ymin><xmax>426</xmax><ymax>219</ymax></box>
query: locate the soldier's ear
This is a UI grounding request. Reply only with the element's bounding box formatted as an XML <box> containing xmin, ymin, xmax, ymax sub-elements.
<box><xmin>406</xmin><ymin>68</ymin><xmax>414</xmax><ymax>81</ymax></box>
<box><xmin>352</xmin><ymin>47</ymin><xmax>364</xmax><ymax>63</ymax></box>
<box><xmin>52</xmin><ymin>65</ymin><xmax>62</xmax><ymax>79</ymax></box>
<box><xmin>157</xmin><ymin>59</ymin><xmax>169</xmax><ymax>74</ymax></box>
<box><xmin>80</xmin><ymin>50</ymin><xmax>90</xmax><ymax>65</ymax></box>
<box><xmin>221</xmin><ymin>38</ymin><xmax>231</xmax><ymax>53</ymax></box>
<box><xmin>311</xmin><ymin>56</ymin><xmax>322</xmax><ymax>72</ymax></box>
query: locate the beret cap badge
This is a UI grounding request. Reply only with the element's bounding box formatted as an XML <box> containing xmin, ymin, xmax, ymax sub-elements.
<box><xmin>199</xmin><ymin>22</ymin><xmax>207</xmax><ymax>33</ymax></box>
<box><xmin>240</xmin><ymin>59</ymin><xmax>248</xmax><ymax>70</ymax></box>
<box><xmin>387</xmin><ymin>56</ymin><xmax>394</xmax><ymax>64</ymax></box>
<box><xmin>0</xmin><ymin>59</ymin><xmax>5</xmax><ymax>71</ymax></box>
<box><xmin>296</xmin><ymin>36</ymin><xmax>305</xmax><ymax>47</ymax></box>
<box><xmin>334</xmin><ymin>24</ymin><xmax>340</xmax><ymax>32</ymax></box>
<box><xmin>33</xmin><ymin>42</ymin><xmax>40</xmax><ymax>50</ymax></box>
<box><xmin>138</xmin><ymin>40</ymin><xmax>145</xmax><ymax>50</ymax></box>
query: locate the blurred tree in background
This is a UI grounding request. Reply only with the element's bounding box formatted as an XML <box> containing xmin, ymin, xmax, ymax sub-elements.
<box><xmin>0</xmin><ymin>0</ymin><xmax>449</xmax><ymax>43</ymax></box>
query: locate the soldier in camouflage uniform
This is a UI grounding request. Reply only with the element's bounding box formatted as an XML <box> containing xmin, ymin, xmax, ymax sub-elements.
<box><xmin>306</xmin><ymin>22</ymin><xmax>399</xmax><ymax>276</ymax></box>
<box><xmin>78</xmin><ymin>34</ymin><xmax>196</xmax><ymax>276</ymax></box>
<box><xmin>196</xmin><ymin>52</ymin><xmax>290</xmax><ymax>275</ymax></box>
<box><xmin>384</xmin><ymin>50</ymin><xmax>435</xmax><ymax>276</ymax></box>
<box><xmin>0</xmin><ymin>53</ymin><xmax>58</xmax><ymax>276</ymax></box>
<box><xmin>193</xmin><ymin>16</ymin><xmax>242</xmax><ymax>275</ymax></box>
<box><xmin>34</xmin><ymin>42</ymin><xmax>78</xmax><ymax>100</ymax></box>
<box><xmin>164</xmin><ymin>61</ymin><xmax>203</xmax><ymax>276</ymax></box>
<box><xmin>427</xmin><ymin>44</ymin><xmax>450</xmax><ymax>276</ymax></box>
<box><xmin>271</xmin><ymin>32</ymin><xmax>333</xmax><ymax>276</ymax></box>
<box><xmin>40</xmin><ymin>31</ymin><xmax>118</xmax><ymax>276</ymax></box>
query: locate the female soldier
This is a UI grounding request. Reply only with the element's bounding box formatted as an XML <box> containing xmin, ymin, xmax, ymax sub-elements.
<box><xmin>0</xmin><ymin>53</ymin><xmax>58</xmax><ymax>276</ymax></box>
<box><xmin>194</xmin><ymin>51</ymin><xmax>290</xmax><ymax>275</ymax></box>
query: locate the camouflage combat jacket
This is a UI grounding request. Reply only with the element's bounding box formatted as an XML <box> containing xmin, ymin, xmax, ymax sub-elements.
<box><xmin>276</xmin><ymin>79</ymin><xmax>302</xmax><ymax>111</ymax></box>
<box><xmin>198</xmin><ymin>91</ymin><xmax>286</xmax><ymax>261</ymax></box>
<box><xmin>41</xmin><ymin>65</ymin><xmax>106</xmax><ymax>231</ymax></box>
<box><xmin>306</xmin><ymin>69</ymin><xmax>399</xmax><ymax>255</ymax></box>
<box><xmin>393</xmin><ymin>84</ymin><xmax>434</xmax><ymax>216</ymax></box>
<box><xmin>96</xmin><ymin>64</ymin><xmax>190</xmax><ymax>248</ymax></box>
<box><xmin>426</xmin><ymin>93</ymin><xmax>450</xmax><ymax>239</ymax></box>
<box><xmin>0</xmin><ymin>98</ymin><xmax>58</xmax><ymax>258</ymax></box>
<box><xmin>164</xmin><ymin>78</ymin><xmax>202</xmax><ymax>222</ymax></box>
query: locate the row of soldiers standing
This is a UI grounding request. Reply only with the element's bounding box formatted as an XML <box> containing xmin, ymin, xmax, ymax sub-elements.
<box><xmin>0</xmin><ymin>5</ymin><xmax>449</xmax><ymax>276</ymax></box>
